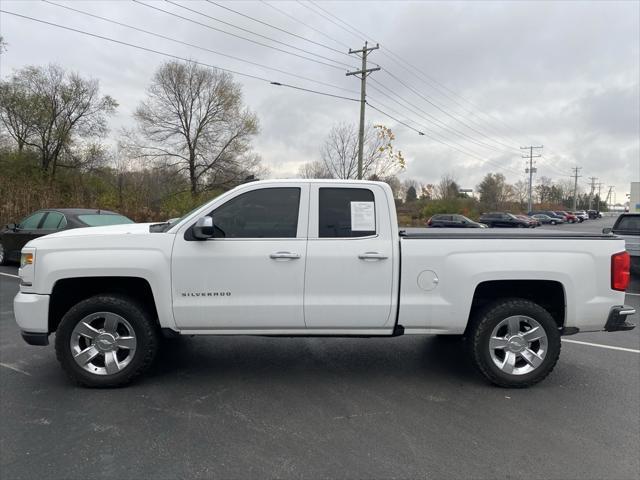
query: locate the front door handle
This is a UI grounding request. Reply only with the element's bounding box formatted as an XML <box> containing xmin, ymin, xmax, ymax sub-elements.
<box><xmin>270</xmin><ymin>252</ymin><xmax>301</xmax><ymax>260</ymax></box>
<box><xmin>358</xmin><ymin>252</ymin><xmax>388</xmax><ymax>260</ymax></box>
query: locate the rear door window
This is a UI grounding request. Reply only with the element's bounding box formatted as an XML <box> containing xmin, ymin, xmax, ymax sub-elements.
<box><xmin>319</xmin><ymin>188</ymin><xmax>376</xmax><ymax>238</ymax></box>
<box><xmin>41</xmin><ymin>212</ymin><xmax>67</xmax><ymax>230</ymax></box>
<box><xmin>18</xmin><ymin>212</ymin><xmax>46</xmax><ymax>230</ymax></box>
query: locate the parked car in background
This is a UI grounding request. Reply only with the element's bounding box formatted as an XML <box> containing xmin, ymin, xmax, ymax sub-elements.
<box><xmin>588</xmin><ymin>210</ymin><xmax>602</xmax><ymax>219</ymax></box>
<box><xmin>529</xmin><ymin>211</ymin><xmax>566</xmax><ymax>222</ymax></box>
<box><xmin>532</xmin><ymin>214</ymin><xmax>563</xmax><ymax>225</ymax></box>
<box><xmin>568</xmin><ymin>211</ymin><xmax>585</xmax><ymax>222</ymax></box>
<box><xmin>575</xmin><ymin>210</ymin><xmax>589</xmax><ymax>221</ymax></box>
<box><xmin>604</xmin><ymin>213</ymin><xmax>640</xmax><ymax>275</ymax></box>
<box><xmin>515</xmin><ymin>215</ymin><xmax>538</xmax><ymax>227</ymax></box>
<box><xmin>555</xmin><ymin>211</ymin><xmax>577</xmax><ymax>223</ymax></box>
<box><xmin>478</xmin><ymin>212</ymin><xmax>531</xmax><ymax>228</ymax></box>
<box><xmin>0</xmin><ymin>209</ymin><xmax>134</xmax><ymax>265</ymax></box>
<box><xmin>427</xmin><ymin>214</ymin><xmax>487</xmax><ymax>228</ymax></box>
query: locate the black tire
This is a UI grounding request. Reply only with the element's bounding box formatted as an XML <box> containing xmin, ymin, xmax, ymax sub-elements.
<box><xmin>55</xmin><ymin>294</ymin><xmax>160</xmax><ymax>388</ymax></box>
<box><xmin>468</xmin><ymin>298</ymin><xmax>561</xmax><ymax>388</ymax></box>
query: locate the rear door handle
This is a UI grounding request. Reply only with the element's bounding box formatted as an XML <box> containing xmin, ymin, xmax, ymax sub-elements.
<box><xmin>358</xmin><ymin>252</ymin><xmax>388</xmax><ymax>260</ymax></box>
<box><xmin>270</xmin><ymin>251</ymin><xmax>301</xmax><ymax>260</ymax></box>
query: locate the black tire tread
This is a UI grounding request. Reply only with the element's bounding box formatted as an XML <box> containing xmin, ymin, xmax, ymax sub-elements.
<box><xmin>469</xmin><ymin>297</ymin><xmax>561</xmax><ymax>388</ymax></box>
<box><xmin>55</xmin><ymin>294</ymin><xmax>159</xmax><ymax>388</ymax></box>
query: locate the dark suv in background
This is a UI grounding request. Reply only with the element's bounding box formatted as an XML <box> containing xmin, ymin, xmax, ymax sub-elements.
<box><xmin>427</xmin><ymin>214</ymin><xmax>487</xmax><ymax>228</ymax></box>
<box><xmin>478</xmin><ymin>212</ymin><xmax>531</xmax><ymax>228</ymax></box>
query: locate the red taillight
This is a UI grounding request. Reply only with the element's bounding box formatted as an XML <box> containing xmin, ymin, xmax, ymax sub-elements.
<box><xmin>611</xmin><ymin>251</ymin><xmax>630</xmax><ymax>291</ymax></box>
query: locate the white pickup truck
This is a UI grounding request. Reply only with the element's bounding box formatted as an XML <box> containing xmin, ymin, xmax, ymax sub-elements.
<box><xmin>14</xmin><ymin>180</ymin><xmax>635</xmax><ymax>388</ymax></box>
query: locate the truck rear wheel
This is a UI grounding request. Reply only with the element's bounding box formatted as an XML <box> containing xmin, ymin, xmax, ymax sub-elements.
<box><xmin>55</xmin><ymin>295</ymin><xmax>160</xmax><ymax>388</ymax></box>
<box><xmin>469</xmin><ymin>298</ymin><xmax>561</xmax><ymax>388</ymax></box>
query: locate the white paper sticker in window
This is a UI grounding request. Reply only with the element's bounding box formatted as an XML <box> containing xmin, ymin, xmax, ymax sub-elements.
<box><xmin>350</xmin><ymin>201</ymin><xmax>375</xmax><ymax>231</ymax></box>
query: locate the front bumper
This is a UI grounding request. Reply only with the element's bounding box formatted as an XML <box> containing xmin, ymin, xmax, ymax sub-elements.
<box><xmin>605</xmin><ymin>305</ymin><xmax>637</xmax><ymax>332</ymax></box>
<box><xmin>14</xmin><ymin>292</ymin><xmax>50</xmax><ymax>345</ymax></box>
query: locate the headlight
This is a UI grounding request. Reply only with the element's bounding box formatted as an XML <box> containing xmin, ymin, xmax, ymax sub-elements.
<box><xmin>19</xmin><ymin>247</ymin><xmax>36</xmax><ymax>287</ymax></box>
<box><xmin>20</xmin><ymin>252</ymin><xmax>34</xmax><ymax>268</ymax></box>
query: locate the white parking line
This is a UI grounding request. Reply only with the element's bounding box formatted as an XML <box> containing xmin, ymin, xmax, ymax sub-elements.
<box><xmin>0</xmin><ymin>362</ymin><xmax>31</xmax><ymax>376</ymax></box>
<box><xmin>562</xmin><ymin>339</ymin><xmax>640</xmax><ymax>354</ymax></box>
<box><xmin>0</xmin><ymin>272</ymin><xmax>19</xmax><ymax>279</ymax></box>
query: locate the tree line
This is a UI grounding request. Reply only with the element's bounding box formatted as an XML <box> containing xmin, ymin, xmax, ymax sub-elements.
<box><xmin>0</xmin><ymin>56</ymin><xmax>594</xmax><ymax>227</ymax></box>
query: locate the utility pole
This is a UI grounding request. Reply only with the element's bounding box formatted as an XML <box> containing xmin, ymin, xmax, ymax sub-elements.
<box><xmin>521</xmin><ymin>145</ymin><xmax>543</xmax><ymax>212</ymax></box>
<box><xmin>596</xmin><ymin>182</ymin><xmax>604</xmax><ymax>212</ymax></box>
<box><xmin>571</xmin><ymin>166</ymin><xmax>582</xmax><ymax>211</ymax></box>
<box><xmin>605</xmin><ymin>186</ymin><xmax>615</xmax><ymax>209</ymax></box>
<box><xmin>347</xmin><ymin>42</ymin><xmax>380</xmax><ymax>180</ymax></box>
<box><xmin>588</xmin><ymin>177</ymin><xmax>597</xmax><ymax>209</ymax></box>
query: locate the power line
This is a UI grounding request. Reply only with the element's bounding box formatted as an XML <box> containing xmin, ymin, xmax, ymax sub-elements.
<box><xmin>366</xmin><ymin>99</ymin><xmax>523</xmax><ymax>177</ymax></box>
<box><xmin>299</xmin><ymin>0</ymin><xmax>579</xmax><ymax>174</ymax></box>
<box><xmin>382</xmin><ymin>69</ymin><xmax>521</xmax><ymax>153</ymax></box>
<box><xmin>259</xmin><ymin>0</ymin><xmax>351</xmax><ymax>50</ymax></box>
<box><xmin>0</xmin><ymin>9</ymin><xmax>361</xmax><ymax>104</ymax></box>
<box><xmin>296</xmin><ymin>0</ymin><xmax>365</xmax><ymax>44</ymax></box>
<box><xmin>368</xmin><ymin>80</ymin><xmax>517</xmax><ymax>156</ymax></box>
<box><xmin>204</xmin><ymin>1</ymin><xmax>349</xmax><ymax>57</ymax></box>
<box><xmin>163</xmin><ymin>0</ymin><xmax>356</xmax><ymax>69</ymax></box>
<box><xmin>42</xmin><ymin>0</ymin><xmax>357</xmax><ymax>95</ymax></box>
<box><xmin>131</xmin><ymin>1</ymin><xmax>349</xmax><ymax>71</ymax></box>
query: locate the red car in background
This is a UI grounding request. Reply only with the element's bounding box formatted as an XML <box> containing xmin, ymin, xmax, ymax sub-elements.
<box><xmin>555</xmin><ymin>211</ymin><xmax>577</xmax><ymax>223</ymax></box>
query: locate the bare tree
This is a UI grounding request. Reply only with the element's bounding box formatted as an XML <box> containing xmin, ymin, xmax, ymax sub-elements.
<box><xmin>0</xmin><ymin>64</ymin><xmax>117</xmax><ymax>174</ymax></box>
<box><xmin>298</xmin><ymin>160</ymin><xmax>332</xmax><ymax>179</ymax></box>
<box><xmin>130</xmin><ymin>61</ymin><xmax>259</xmax><ymax>196</ymax></box>
<box><xmin>320</xmin><ymin>122</ymin><xmax>404</xmax><ymax>180</ymax></box>
<box><xmin>512</xmin><ymin>179</ymin><xmax>528</xmax><ymax>208</ymax></box>
<box><xmin>435</xmin><ymin>174</ymin><xmax>460</xmax><ymax>200</ymax></box>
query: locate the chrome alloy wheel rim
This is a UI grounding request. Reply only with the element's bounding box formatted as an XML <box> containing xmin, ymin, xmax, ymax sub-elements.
<box><xmin>489</xmin><ymin>315</ymin><xmax>548</xmax><ymax>375</ymax></box>
<box><xmin>70</xmin><ymin>312</ymin><xmax>137</xmax><ymax>375</ymax></box>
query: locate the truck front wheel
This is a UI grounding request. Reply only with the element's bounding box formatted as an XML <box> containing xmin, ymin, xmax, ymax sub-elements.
<box><xmin>55</xmin><ymin>295</ymin><xmax>160</xmax><ymax>387</ymax></box>
<box><xmin>469</xmin><ymin>298</ymin><xmax>561</xmax><ymax>388</ymax></box>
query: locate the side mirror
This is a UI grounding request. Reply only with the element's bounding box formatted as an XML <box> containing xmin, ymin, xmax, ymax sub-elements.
<box><xmin>6</xmin><ymin>223</ymin><xmax>17</xmax><ymax>231</ymax></box>
<box><xmin>193</xmin><ymin>216</ymin><xmax>214</xmax><ymax>240</ymax></box>
<box><xmin>602</xmin><ymin>227</ymin><xmax>612</xmax><ymax>234</ymax></box>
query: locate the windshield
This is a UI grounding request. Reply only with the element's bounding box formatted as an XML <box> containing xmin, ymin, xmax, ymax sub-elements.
<box><xmin>78</xmin><ymin>214</ymin><xmax>134</xmax><ymax>226</ymax></box>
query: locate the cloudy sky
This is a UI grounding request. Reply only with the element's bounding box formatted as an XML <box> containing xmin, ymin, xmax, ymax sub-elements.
<box><xmin>1</xmin><ymin>0</ymin><xmax>638</xmax><ymax>201</ymax></box>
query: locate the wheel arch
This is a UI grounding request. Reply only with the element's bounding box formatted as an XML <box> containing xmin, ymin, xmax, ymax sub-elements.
<box><xmin>465</xmin><ymin>280</ymin><xmax>566</xmax><ymax>335</ymax></box>
<box><xmin>49</xmin><ymin>276</ymin><xmax>160</xmax><ymax>334</ymax></box>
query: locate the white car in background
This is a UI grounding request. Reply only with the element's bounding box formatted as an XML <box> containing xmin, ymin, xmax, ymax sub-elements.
<box><xmin>575</xmin><ymin>210</ymin><xmax>589</xmax><ymax>221</ymax></box>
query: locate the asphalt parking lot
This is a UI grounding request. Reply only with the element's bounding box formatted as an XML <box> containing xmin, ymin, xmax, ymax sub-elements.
<box><xmin>1</xmin><ymin>217</ymin><xmax>638</xmax><ymax>480</ymax></box>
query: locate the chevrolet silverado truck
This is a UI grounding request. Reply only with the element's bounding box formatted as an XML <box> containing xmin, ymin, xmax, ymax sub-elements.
<box><xmin>14</xmin><ymin>180</ymin><xmax>636</xmax><ymax>388</ymax></box>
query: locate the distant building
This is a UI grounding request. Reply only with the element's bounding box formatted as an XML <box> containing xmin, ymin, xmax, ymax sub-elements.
<box><xmin>631</xmin><ymin>182</ymin><xmax>640</xmax><ymax>213</ymax></box>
